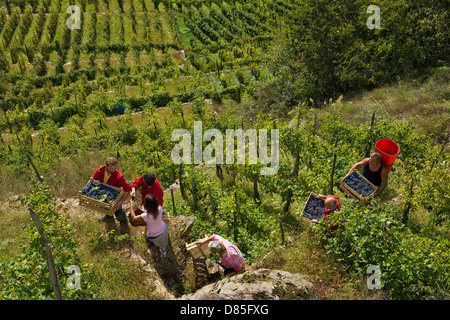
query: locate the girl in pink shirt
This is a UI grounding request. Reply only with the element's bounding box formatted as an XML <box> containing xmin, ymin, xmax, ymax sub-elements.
<box><xmin>129</xmin><ymin>194</ymin><xmax>168</xmax><ymax>258</ymax></box>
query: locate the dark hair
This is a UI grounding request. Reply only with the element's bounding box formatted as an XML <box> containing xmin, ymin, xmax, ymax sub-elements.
<box><xmin>144</xmin><ymin>194</ymin><xmax>159</xmax><ymax>220</ymax></box>
<box><xmin>143</xmin><ymin>172</ymin><xmax>156</xmax><ymax>186</ymax></box>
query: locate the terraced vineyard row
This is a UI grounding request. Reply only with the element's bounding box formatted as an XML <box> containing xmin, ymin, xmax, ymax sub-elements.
<box><xmin>0</xmin><ymin>0</ymin><xmax>302</xmax><ymax>132</ymax></box>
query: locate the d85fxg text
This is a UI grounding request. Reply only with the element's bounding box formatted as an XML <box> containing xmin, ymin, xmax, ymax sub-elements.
<box><xmin>224</xmin><ymin>304</ymin><xmax>269</xmax><ymax>315</ymax></box>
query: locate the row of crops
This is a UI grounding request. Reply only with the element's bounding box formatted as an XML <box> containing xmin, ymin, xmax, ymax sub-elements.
<box><xmin>0</xmin><ymin>0</ymin><xmax>302</xmax><ymax>133</ymax></box>
<box><xmin>0</xmin><ymin>0</ymin><xmax>294</xmax><ymax>73</ymax></box>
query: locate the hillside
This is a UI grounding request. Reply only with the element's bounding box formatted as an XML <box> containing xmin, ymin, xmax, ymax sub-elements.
<box><xmin>1</xmin><ymin>66</ymin><xmax>449</xmax><ymax>300</ymax></box>
<box><xmin>0</xmin><ymin>0</ymin><xmax>449</xmax><ymax>301</ymax></box>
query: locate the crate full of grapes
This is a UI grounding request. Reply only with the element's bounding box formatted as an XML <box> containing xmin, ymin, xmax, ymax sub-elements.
<box><xmin>301</xmin><ymin>192</ymin><xmax>325</xmax><ymax>222</ymax></box>
<box><xmin>340</xmin><ymin>171</ymin><xmax>377</xmax><ymax>201</ymax></box>
<box><xmin>78</xmin><ymin>179</ymin><xmax>126</xmax><ymax>215</ymax></box>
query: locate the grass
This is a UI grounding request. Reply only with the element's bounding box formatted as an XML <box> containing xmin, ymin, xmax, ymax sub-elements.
<box><xmin>258</xmin><ymin>229</ymin><xmax>390</xmax><ymax>300</ymax></box>
<box><xmin>334</xmin><ymin>67</ymin><xmax>450</xmax><ymax>142</ymax></box>
<box><xmin>0</xmin><ymin>205</ymin><xmax>29</xmax><ymax>262</ymax></box>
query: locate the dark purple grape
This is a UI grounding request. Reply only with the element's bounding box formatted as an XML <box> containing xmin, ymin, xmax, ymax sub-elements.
<box><xmin>343</xmin><ymin>172</ymin><xmax>375</xmax><ymax>197</ymax></box>
<box><xmin>81</xmin><ymin>182</ymin><xmax>119</xmax><ymax>203</ymax></box>
<box><xmin>303</xmin><ymin>195</ymin><xmax>325</xmax><ymax>220</ymax></box>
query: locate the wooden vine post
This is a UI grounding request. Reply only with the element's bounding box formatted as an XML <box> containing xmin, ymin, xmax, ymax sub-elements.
<box><xmin>207</xmin><ymin>182</ymin><xmax>217</xmax><ymax>225</ymax></box>
<box><xmin>233</xmin><ymin>189</ymin><xmax>239</xmax><ymax>243</ymax></box>
<box><xmin>170</xmin><ymin>188</ymin><xmax>176</xmax><ymax>215</ymax></box>
<box><xmin>365</xmin><ymin>112</ymin><xmax>376</xmax><ymax>158</ymax></box>
<box><xmin>329</xmin><ymin>137</ymin><xmax>339</xmax><ymax>195</ymax></box>
<box><xmin>283</xmin><ymin>106</ymin><xmax>302</xmax><ymax>213</ymax></box>
<box><xmin>191</xmin><ymin>177</ymin><xmax>198</xmax><ymax>211</ymax></box>
<box><xmin>29</xmin><ymin>208</ymin><xmax>62</xmax><ymax>300</ymax></box>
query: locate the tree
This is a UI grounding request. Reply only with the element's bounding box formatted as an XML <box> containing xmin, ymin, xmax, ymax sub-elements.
<box><xmin>272</xmin><ymin>0</ymin><xmax>450</xmax><ymax>104</ymax></box>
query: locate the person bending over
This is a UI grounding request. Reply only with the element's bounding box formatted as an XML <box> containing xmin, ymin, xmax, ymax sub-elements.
<box><xmin>196</xmin><ymin>234</ymin><xmax>246</xmax><ymax>274</ymax></box>
<box><xmin>347</xmin><ymin>152</ymin><xmax>389</xmax><ymax>196</ymax></box>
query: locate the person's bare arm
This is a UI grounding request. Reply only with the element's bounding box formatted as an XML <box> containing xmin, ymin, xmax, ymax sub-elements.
<box><xmin>347</xmin><ymin>158</ymin><xmax>369</xmax><ymax>175</ymax></box>
<box><xmin>196</xmin><ymin>234</ymin><xmax>214</xmax><ymax>245</ymax></box>
<box><xmin>129</xmin><ymin>198</ymin><xmax>145</xmax><ymax>226</ymax></box>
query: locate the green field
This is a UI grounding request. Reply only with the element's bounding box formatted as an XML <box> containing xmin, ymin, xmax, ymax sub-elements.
<box><xmin>0</xmin><ymin>0</ymin><xmax>282</xmax><ymax>121</ymax></box>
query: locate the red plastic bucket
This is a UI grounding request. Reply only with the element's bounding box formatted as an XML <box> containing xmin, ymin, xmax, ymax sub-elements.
<box><xmin>375</xmin><ymin>139</ymin><xmax>400</xmax><ymax>165</ymax></box>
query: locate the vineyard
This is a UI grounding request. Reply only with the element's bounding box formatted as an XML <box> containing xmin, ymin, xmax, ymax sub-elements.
<box><xmin>0</xmin><ymin>0</ymin><xmax>449</xmax><ymax>301</ymax></box>
<box><xmin>0</xmin><ymin>0</ymin><xmax>287</xmax><ymax>127</ymax></box>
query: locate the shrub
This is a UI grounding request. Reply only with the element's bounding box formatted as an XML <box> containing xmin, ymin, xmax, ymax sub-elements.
<box><xmin>280</xmin><ymin>0</ymin><xmax>450</xmax><ymax>103</ymax></box>
<box><xmin>316</xmin><ymin>201</ymin><xmax>450</xmax><ymax>299</ymax></box>
<box><xmin>0</xmin><ymin>182</ymin><xmax>97</xmax><ymax>299</ymax></box>
<box><xmin>51</xmin><ymin>103</ymin><xmax>78</xmax><ymax>127</ymax></box>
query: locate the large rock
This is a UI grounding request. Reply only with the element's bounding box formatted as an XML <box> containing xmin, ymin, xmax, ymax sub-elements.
<box><xmin>123</xmin><ymin>215</ymin><xmax>197</xmax><ymax>297</ymax></box>
<box><xmin>178</xmin><ymin>268</ymin><xmax>313</xmax><ymax>300</ymax></box>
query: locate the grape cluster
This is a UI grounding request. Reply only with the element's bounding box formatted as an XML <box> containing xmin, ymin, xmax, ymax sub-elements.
<box><xmin>81</xmin><ymin>181</ymin><xmax>119</xmax><ymax>203</ymax></box>
<box><xmin>303</xmin><ymin>196</ymin><xmax>325</xmax><ymax>221</ymax></box>
<box><xmin>343</xmin><ymin>172</ymin><xmax>375</xmax><ymax>197</ymax></box>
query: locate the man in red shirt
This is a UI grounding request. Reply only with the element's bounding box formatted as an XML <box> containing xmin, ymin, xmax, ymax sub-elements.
<box><xmin>130</xmin><ymin>172</ymin><xmax>164</xmax><ymax>211</ymax></box>
<box><xmin>92</xmin><ymin>157</ymin><xmax>131</xmax><ymax>224</ymax></box>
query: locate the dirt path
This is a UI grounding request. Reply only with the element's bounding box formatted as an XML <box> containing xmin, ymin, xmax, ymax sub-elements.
<box><xmin>58</xmin><ymin>196</ymin><xmax>208</xmax><ymax>298</ymax></box>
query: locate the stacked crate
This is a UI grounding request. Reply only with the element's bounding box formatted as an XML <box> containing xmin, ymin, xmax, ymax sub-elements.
<box><xmin>185</xmin><ymin>241</ymin><xmax>212</xmax><ymax>259</ymax></box>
